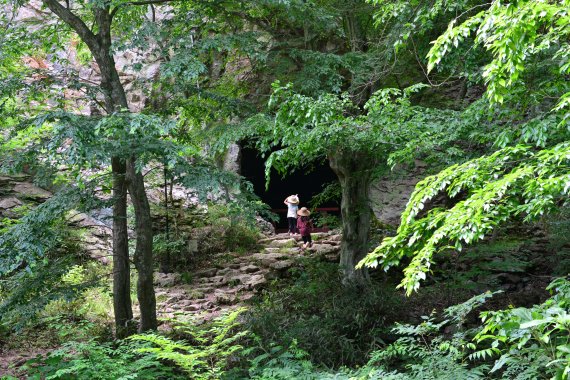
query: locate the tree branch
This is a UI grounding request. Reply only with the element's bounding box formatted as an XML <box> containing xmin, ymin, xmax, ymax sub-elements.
<box><xmin>41</xmin><ymin>0</ymin><xmax>99</xmax><ymax>52</ymax></box>
<box><xmin>110</xmin><ymin>0</ymin><xmax>177</xmax><ymax>20</ymax></box>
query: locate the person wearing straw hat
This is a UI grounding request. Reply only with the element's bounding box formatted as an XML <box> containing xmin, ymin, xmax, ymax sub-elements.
<box><xmin>284</xmin><ymin>194</ymin><xmax>300</xmax><ymax>235</ymax></box>
<box><xmin>297</xmin><ymin>207</ymin><xmax>313</xmax><ymax>249</ymax></box>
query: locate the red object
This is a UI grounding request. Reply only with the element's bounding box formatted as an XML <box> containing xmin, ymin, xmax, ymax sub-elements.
<box><xmin>271</xmin><ymin>207</ymin><xmax>339</xmax><ymax>213</ymax></box>
<box><xmin>271</xmin><ymin>207</ymin><xmax>339</xmax><ymax>233</ymax></box>
<box><xmin>297</xmin><ymin>216</ymin><xmax>313</xmax><ymax>236</ymax></box>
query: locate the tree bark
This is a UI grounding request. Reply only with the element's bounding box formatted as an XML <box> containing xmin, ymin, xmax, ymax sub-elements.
<box><xmin>329</xmin><ymin>150</ymin><xmax>373</xmax><ymax>285</ymax></box>
<box><xmin>42</xmin><ymin>0</ymin><xmax>157</xmax><ymax>335</ymax></box>
<box><xmin>126</xmin><ymin>159</ymin><xmax>157</xmax><ymax>332</ymax></box>
<box><xmin>111</xmin><ymin>157</ymin><xmax>134</xmax><ymax>338</ymax></box>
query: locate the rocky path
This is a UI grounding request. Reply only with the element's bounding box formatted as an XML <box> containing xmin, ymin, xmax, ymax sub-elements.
<box><xmin>154</xmin><ymin>232</ymin><xmax>341</xmax><ymax>322</ymax></box>
<box><xmin>1</xmin><ymin>174</ymin><xmax>343</xmax><ymax>323</ymax></box>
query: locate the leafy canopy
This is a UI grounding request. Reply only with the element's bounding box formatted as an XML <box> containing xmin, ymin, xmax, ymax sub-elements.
<box><xmin>360</xmin><ymin>0</ymin><xmax>570</xmax><ymax>295</ymax></box>
<box><xmin>247</xmin><ymin>81</ymin><xmax>463</xmax><ymax>186</ymax></box>
<box><xmin>427</xmin><ymin>0</ymin><xmax>570</xmax><ymax>115</ymax></box>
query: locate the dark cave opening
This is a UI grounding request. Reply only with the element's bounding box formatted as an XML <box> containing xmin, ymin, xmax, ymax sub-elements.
<box><xmin>240</xmin><ymin>146</ymin><xmax>340</xmax><ymax>230</ymax></box>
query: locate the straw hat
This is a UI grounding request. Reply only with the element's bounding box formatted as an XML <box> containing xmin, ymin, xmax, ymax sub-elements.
<box><xmin>297</xmin><ymin>207</ymin><xmax>310</xmax><ymax>216</ymax></box>
<box><xmin>287</xmin><ymin>195</ymin><xmax>299</xmax><ymax>204</ymax></box>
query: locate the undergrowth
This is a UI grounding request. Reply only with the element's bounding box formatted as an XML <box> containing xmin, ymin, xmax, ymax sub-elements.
<box><xmin>244</xmin><ymin>259</ymin><xmax>404</xmax><ymax>368</ymax></box>
<box><xmin>239</xmin><ymin>278</ymin><xmax>570</xmax><ymax>379</ymax></box>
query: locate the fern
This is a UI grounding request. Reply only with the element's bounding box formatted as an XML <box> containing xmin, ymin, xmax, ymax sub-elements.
<box><xmin>132</xmin><ymin>308</ymin><xmax>249</xmax><ymax>379</ymax></box>
<box><xmin>22</xmin><ymin>339</ymin><xmax>180</xmax><ymax>379</ymax></box>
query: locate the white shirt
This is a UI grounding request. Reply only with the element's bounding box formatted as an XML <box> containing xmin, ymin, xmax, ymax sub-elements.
<box><xmin>286</xmin><ymin>202</ymin><xmax>298</xmax><ymax>218</ymax></box>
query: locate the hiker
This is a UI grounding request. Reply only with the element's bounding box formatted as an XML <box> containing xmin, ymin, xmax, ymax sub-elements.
<box><xmin>284</xmin><ymin>194</ymin><xmax>299</xmax><ymax>235</ymax></box>
<box><xmin>297</xmin><ymin>207</ymin><xmax>313</xmax><ymax>249</ymax></box>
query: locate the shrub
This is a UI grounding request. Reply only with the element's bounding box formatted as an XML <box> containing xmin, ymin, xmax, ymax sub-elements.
<box><xmin>21</xmin><ymin>339</ymin><xmax>181</xmax><ymax>380</ymax></box>
<box><xmin>133</xmin><ymin>308</ymin><xmax>249</xmax><ymax>379</ymax></box>
<box><xmin>472</xmin><ymin>277</ymin><xmax>570</xmax><ymax>379</ymax></box>
<box><xmin>244</xmin><ymin>260</ymin><xmax>404</xmax><ymax>368</ymax></box>
<box><xmin>206</xmin><ymin>204</ymin><xmax>260</xmax><ymax>253</ymax></box>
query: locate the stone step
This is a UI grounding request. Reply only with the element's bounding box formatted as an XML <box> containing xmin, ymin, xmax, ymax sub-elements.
<box><xmin>268</xmin><ymin>238</ymin><xmax>298</xmax><ymax>248</ymax></box>
<box><xmin>155</xmin><ymin>229</ymin><xmax>342</xmax><ymax>322</ymax></box>
<box><xmin>241</xmin><ymin>264</ymin><xmax>260</xmax><ymax>273</ymax></box>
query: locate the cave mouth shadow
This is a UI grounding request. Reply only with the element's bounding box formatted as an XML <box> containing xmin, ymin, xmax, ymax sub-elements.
<box><xmin>240</xmin><ymin>147</ymin><xmax>340</xmax><ymax>231</ymax></box>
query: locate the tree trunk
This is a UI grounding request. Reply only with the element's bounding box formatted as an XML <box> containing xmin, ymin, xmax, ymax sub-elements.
<box><xmin>329</xmin><ymin>151</ymin><xmax>373</xmax><ymax>285</ymax></box>
<box><xmin>97</xmin><ymin>31</ymin><xmax>144</xmax><ymax>336</ymax></box>
<box><xmin>111</xmin><ymin>157</ymin><xmax>134</xmax><ymax>338</ymax></box>
<box><xmin>96</xmin><ymin>14</ymin><xmax>156</xmax><ymax>333</ymax></box>
<box><xmin>42</xmin><ymin>0</ymin><xmax>157</xmax><ymax>335</ymax></box>
<box><xmin>127</xmin><ymin>159</ymin><xmax>157</xmax><ymax>332</ymax></box>
<box><xmin>159</xmin><ymin>165</ymin><xmax>171</xmax><ymax>274</ymax></box>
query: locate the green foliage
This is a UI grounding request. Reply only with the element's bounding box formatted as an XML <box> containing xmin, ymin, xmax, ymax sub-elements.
<box><xmin>362</xmin><ymin>0</ymin><xmax>570</xmax><ymax>296</ymax></box>
<box><xmin>0</xmin><ymin>258</ymin><xmax>83</xmax><ymax>332</ymax></box>
<box><xmin>241</xmin><ymin>279</ymin><xmax>570</xmax><ymax>378</ymax></box>
<box><xmin>245</xmin><ymin>260</ymin><xmax>403</xmax><ymax>368</ymax></box>
<box><xmin>0</xmin><ymin>189</ymin><xmax>84</xmax><ymax>277</ymax></box>
<box><xmin>311</xmin><ymin>212</ymin><xmax>341</xmax><ymax>230</ymax></box>
<box><xmin>132</xmin><ymin>308</ymin><xmax>249</xmax><ymax>379</ymax></box>
<box><xmin>19</xmin><ymin>309</ymin><xmax>250</xmax><ymax>379</ymax></box>
<box><xmin>248</xmin><ymin>81</ymin><xmax>465</xmax><ymax>190</ymax></box>
<box><xmin>235</xmin><ymin>290</ymin><xmax>493</xmax><ymax>379</ymax></box>
<box><xmin>1</xmin><ymin>259</ymin><xmax>113</xmax><ymax>343</ymax></box>
<box><xmin>22</xmin><ymin>339</ymin><xmax>181</xmax><ymax>380</ymax></box>
<box><xmin>153</xmin><ymin>233</ymin><xmax>187</xmax><ymax>261</ymax></box>
<box><xmin>245</xmin><ymin>340</ymin><xmax>328</xmax><ymax>380</ymax></box>
<box><xmin>361</xmin><ymin>143</ymin><xmax>570</xmax><ymax>294</ymax></box>
<box><xmin>308</xmin><ymin>181</ymin><xmax>341</xmax><ymax>208</ymax></box>
<box><xmin>473</xmin><ymin>277</ymin><xmax>570</xmax><ymax>379</ymax></box>
<box><xmin>40</xmin><ymin>263</ymin><xmax>113</xmax><ymax>339</ymax></box>
<box><xmin>427</xmin><ymin>0</ymin><xmax>570</xmax><ymax>117</ymax></box>
<box><xmin>369</xmin><ymin>0</ymin><xmax>479</xmax><ymax>49</ymax></box>
<box><xmin>200</xmin><ymin>203</ymin><xmax>265</xmax><ymax>253</ymax></box>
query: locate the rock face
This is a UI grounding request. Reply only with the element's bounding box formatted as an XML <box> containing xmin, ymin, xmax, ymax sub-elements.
<box><xmin>0</xmin><ymin>175</ymin><xmax>113</xmax><ymax>264</ymax></box>
<box><xmin>13</xmin><ymin>0</ymin><xmax>163</xmax><ymax>114</ymax></box>
<box><xmin>222</xmin><ymin>143</ymin><xmax>241</xmax><ymax>173</ymax></box>
<box><xmin>369</xmin><ymin>161</ymin><xmax>427</xmax><ymax>226</ymax></box>
<box><xmin>0</xmin><ymin>175</ymin><xmax>44</xmax><ymax>218</ymax></box>
<box><xmin>155</xmin><ymin>231</ymin><xmax>342</xmax><ymax>321</ymax></box>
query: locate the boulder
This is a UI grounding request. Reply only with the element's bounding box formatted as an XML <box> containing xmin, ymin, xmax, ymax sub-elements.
<box><xmin>12</xmin><ymin>183</ymin><xmax>51</xmax><ymax>201</ymax></box>
<box><xmin>195</xmin><ymin>268</ymin><xmax>218</xmax><ymax>278</ymax></box>
<box><xmin>269</xmin><ymin>260</ymin><xmax>294</xmax><ymax>270</ymax></box>
<box><xmin>327</xmin><ymin>234</ymin><xmax>342</xmax><ymax>242</ymax></box>
<box><xmin>268</xmin><ymin>238</ymin><xmax>298</xmax><ymax>248</ymax></box>
<box><xmin>208</xmin><ymin>276</ymin><xmax>229</xmax><ymax>286</ymax></box>
<box><xmin>252</xmin><ymin>252</ymin><xmax>289</xmax><ymax>261</ymax></box>
<box><xmin>0</xmin><ymin>176</ymin><xmax>15</xmax><ymax>186</ymax></box>
<box><xmin>310</xmin><ymin>243</ymin><xmax>340</xmax><ymax>255</ymax></box>
<box><xmin>0</xmin><ymin>197</ymin><xmax>22</xmax><ymax>210</ymax></box>
<box><xmin>241</xmin><ymin>265</ymin><xmax>260</xmax><ymax>273</ymax></box>
<box><xmin>256</xmin><ymin>215</ymin><xmax>275</xmax><ymax>236</ymax></box>
<box><xmin>154</xmin><ymin>272</ymin><xmax>182</xmax><ymax>287</ymax></box>
<box><xmin>246</xmin><ymin>274</ymin><xmax>267</xmax><ymax>290</ymax></box>
<box><xmin>183</xmin><ymin>304</ymin><xmax>202</xmax><ymax>312</ymax></box>
<box><xmin>214</xmin><ymin>290</ymin><xmax>237</xmax><ymax>305</ymax></box>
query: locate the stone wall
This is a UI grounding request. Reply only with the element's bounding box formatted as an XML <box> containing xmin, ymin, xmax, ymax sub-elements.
<box><xmin>369</xmin><ymin>162</ymin><xmax>427</xmax><ymax>227</ymax></box>
<box><xmin>0</xmin><ymin>175</ymin><xmax>113</xmax><ymax>264</ymax></box>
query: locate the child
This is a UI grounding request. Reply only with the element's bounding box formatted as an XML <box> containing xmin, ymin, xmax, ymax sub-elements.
<box><xmin>284</xmin><ymin>194</ymin><xmax>299</xmax><ymax>235</ymax></box>
<box><xmin>297</xmin><ymin>207</ymin><xmax>313</xmax><ymax>249</ymax></box>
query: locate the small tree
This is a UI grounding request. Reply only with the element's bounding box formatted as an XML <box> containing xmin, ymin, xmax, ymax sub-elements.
<box><xmin>0</xmin><ymin>0</ymin><xmax>172</xmax><ymax>335</ymax></box>
<box><xmin>252</xmin><ymin>82</ymin><xmax>459</xmax><ymax>284</ymax></box>
<box><xmin>359</xmin><ymin>0</ymin><xmax>570</xmax><ymax>294</ymax></box>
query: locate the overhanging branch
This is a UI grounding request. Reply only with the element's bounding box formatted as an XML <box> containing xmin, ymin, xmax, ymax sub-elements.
<box><xmin>110</xmin><ymin>0</ymin><xmax>178</xmax><ymax>20</ymax></box>
<box><xmin>41</xmin><ymin>0</ymin><xmax>99</xmax><ymax>52</ymax></box>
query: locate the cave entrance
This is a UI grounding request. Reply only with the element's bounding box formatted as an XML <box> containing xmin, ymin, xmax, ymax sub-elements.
<box><xmin>240</xmin><ymin>146</ymin><xmax>340</xmax><ymax>232</ymax></box>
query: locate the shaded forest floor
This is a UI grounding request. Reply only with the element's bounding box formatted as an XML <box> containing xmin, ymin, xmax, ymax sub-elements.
<box><xmin>1</xmin><ymin>174</ymin><xmax>568</xmax><ymax>377</ymax></box>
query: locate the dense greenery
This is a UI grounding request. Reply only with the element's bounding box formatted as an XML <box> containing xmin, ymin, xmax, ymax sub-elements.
<box><xmin>1</xmin><ymin>0</ymin><xmax>569</xmax><ymax>378</ymax></box>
